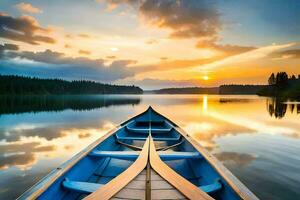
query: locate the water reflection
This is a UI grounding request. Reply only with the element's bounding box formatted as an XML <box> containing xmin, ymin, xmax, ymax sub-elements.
<box><xmin>266</xmin><ymin>98</ymin><xmax>300</xmax><ymax>119</ymax></box>
<box><xmin>214</xmin><ymin>152</ymin><xmax>257</xmax><ymax>167</ymax></box>
<box><xmin>0</xmin><ymin>95</ymin><xmax>299</xmax><ymax>200</ymax></box>
<box><xmin>0</xmin><ymin>95</ymin><xmax>141</xmax><ymax>115</ymax></box>
<box><xmin>0</xmin><ymin>142</ymin><xmax>56</xmax><ymax>170</ymax></box>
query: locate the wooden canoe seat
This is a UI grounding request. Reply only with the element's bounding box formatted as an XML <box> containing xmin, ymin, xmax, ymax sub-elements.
<box><xmin>62</xmin><ymin>178</ymin><xmax>103</xmax><ymax>193</ymax></box>
<box><xmin>200</xmin><ymin>180</ymin><xmax>222</xmax><ymax>194</ymax></box>
<box><xmin>116</xmin><ymin>134</ymin><xmax>180</xmax><ymax>141</ymax></box>
<box><xmin>84</xmin><ymin>137</ymin><xmax>150</xmax><ymax>200</ymax></box>
<box><xmin>89</xmin><ymin>151</ymin><xmax>139</xmax><ymax>160</ymax></box>
<box><xmin>125</xmin><ymin>126</ymin><xmax>173</xmax><ymax>134</ymax></box>
<box><xmin>157</xmin><ymin>151</ymin><xmax>202</xmax><ymax>160</ymax></box>
<box><xmin>89</xmin><ymin>150</ymin><xmax>202</xmax><ymax>161</ymax></box>
<box><xmin>62</xmin><ymin>178</ymin><xmax>221</xmax><ymax>195</ymax></box>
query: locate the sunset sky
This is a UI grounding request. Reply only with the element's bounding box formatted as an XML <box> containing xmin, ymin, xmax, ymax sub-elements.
<box><xmin>0</xmin><ymin>0</ymin><xmax>300</xmax><ymax>89</ymax></box>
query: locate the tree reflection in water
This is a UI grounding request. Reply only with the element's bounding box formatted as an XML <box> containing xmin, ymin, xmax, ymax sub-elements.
<box><xmin>266</xmin><ymin>98</ymin><xmax>300</xmax><ymax>118</ymax></box>
<box><xmin>0</xmin><ymin>95</ymin><xmax>141</xmax><ymax>115</ymax></box>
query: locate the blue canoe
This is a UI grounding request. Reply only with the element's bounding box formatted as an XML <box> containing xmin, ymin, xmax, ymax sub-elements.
<box><xmin>18</xmin><ymin>106</ymin><xmax>259</xmax><ymax>200</ymax></box>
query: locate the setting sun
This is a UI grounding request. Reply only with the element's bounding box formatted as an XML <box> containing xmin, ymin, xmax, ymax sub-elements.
<box><xmin>203</xmin><ymin>76</ymin><xmax>209</xmax><ymax>81</ymax></box>
<box><xmin>1</xmin><ymin>1</ymin><xmax>300</xmax><ymax>199</ymax></box>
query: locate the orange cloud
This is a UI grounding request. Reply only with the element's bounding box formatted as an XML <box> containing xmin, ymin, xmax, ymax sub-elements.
<box><xmin>136</xmin><ymin>55</ymin><xmax>227</xmax><ymax>72</ymax></box>
<box><xmin>106</xmin><ymin>55</ymin><xmax>117</xmax><ymax>59</ymax></box>
<box><xmin>78</xmin><ymin>49</ymin><xmax>91</xmax><ymax>55</ymax></box>
<box><xmin>78</xmin><ymin>33</ymin><xmax>91</xmax><ymax>38</ymax></box>
<box><xmin>196</xmin><ymin>39</ymin><xmax>256</xmax><ymax>56</ymax></box>
<box><xmin>269</xmin><ymin>49</ymin><xmax>300</xmax><ymax>59</ymax></box>
<box><xmin>145</xmin><ymin>39</ymin><xmax>158</xmax><ymax>45</ymax></box>
<box><xmin>15</xmin><ymin>2</ymin><xmax>42</xmax><ymax>14</ymax></box>
<box><xmin>64</xmin><ymin>44</ymin><xmax>72</xmax><ymax>48</ymax></box>
<box><xmin>196</xmin><ymin>43</ymin><xmax>296</xmax><ymax>71</ymax></box>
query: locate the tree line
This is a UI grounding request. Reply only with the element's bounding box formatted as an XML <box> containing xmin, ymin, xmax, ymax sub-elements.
<box><xmin>0</xmin><ymin>75</ymin><xmax>143</xmax><ymax>95</ymax></box>
<box><xmin>268</xmin><ymin>72</ymin><xmax>300</xmax><ymax>86</ymax></box>
<box><xmin>258</xmin><ymin>72</ymin><xmax>300</xmax><ymax>98</ymax></box>
<box><xmin>219</xmin><ymin>85</ymin><xmax>267</xmax><ymax>94</ymax></box>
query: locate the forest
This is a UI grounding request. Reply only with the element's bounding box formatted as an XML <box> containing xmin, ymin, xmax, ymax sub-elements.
<box><xmin>257</xmin><ymin>72</ymin><xmax>300</xmax><ymax>98</ymax></box>
<box><xmin>147</xmin><ymin>87</ymin><xmax>219</xmax><ymax>94</ymax></box>
<box><xmin>219</xmin><ymin>85</ymin><xmax>267</xmax><ymax>94</ymax></box>
<box><xmin>0</xmin><ymin>75</ymin><xmax>143</xmax><ymax>95</ymax></box>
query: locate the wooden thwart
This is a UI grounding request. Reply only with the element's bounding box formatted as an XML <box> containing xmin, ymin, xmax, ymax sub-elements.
<box><xmin>85</xmin><ymin>135</ymin><xmax>215</xmax><ymax>200</ymax></box>
<box><xmin>149</xmin><ymin>136</ymin><xmax>214</xmax><ymax>200</ymax></box>
<box><xmin>84</xmin><ymin>137</ymin><xmax>150</xmax><ymax>200</ymax></box>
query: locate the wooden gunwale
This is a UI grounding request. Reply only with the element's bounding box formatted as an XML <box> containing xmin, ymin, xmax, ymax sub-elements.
<box><xmin>18</xmin><ymin>108</ymin><xmax>152</xmax><ymax>200</ymax></box>
<box><xmin>161</xmin><ymin>118</ymin><xmax>259</xmax><ymax>200</ymax></box>
<box><xmin>84</xmin><ymin>137</ymin><xmax>150</xmax><ymax>200</ymax></box>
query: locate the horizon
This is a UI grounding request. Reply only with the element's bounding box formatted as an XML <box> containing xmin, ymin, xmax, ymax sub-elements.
<box><xmin>1</xmin><ymin>74</ymin><xmax>275</xmax><ymax>91</ymax></box>
<box><xmin>0</xmin><ymin>0</ymin><xmax>300</xmax><ymax>90</ymax></box>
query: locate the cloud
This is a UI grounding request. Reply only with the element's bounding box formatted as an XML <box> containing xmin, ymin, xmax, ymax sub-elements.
<box><xmin>65</xmin><ymin>34</ymin><xmax>73</xmax><ymax>39</ymax></box>
<box><xmin>196</xmin><ymin>39</ymin><xmax>256</xmax><ymax>56</ymax></box>
<box><xmin>78</xmin><ymin>49</ymin><xmax>91</xmax><ymax>55</ymax></box>
<box><xmin>78</xmin><ymin>132</ymin><xmax>91</xmax><ymax>139</ymax></box>
<box><xmin>1</xmin><ymin>49</ymin><xmax>136</xmax><ymax>82</ymax></box>
<box><xmin>0</xmin><ymin>43</ymin><xmax>19</xmax><ymax>58</ymax></box>
<box><xmin>0</xmin><ymin>43</ymin><xmax>19</xmax><ymax>51</ymax></box>
<box><xmin>104</xmin><ymin>0</ymin><xmax>220</xmax><ymax>38</ymax></box>
<box><xmin>15</xmin><ymin>2</ymin><xmax>42</xmax><ymax>14</ymax></box>
<box><xmin>145</xmin><ymin>38</ymin><xmax>158</xmax><ymax>45</ymax></box>
<box><xmin>135</xmin><ymin>55</ymin><xmax>227</xmax><ymax>72</ymax></box>
<box><xmin>269</xmin><ymin>49</ymin><xmax>300</xmax><ymax>59</ymax></box>
<box><xmin>195</xmin><ymin>43</ymin><xmax>296</xmax><ymax>71</ymax></box>
<box><xmin>106</xmin><ymin>55</ymin><xmax>116</xmax><ymax>59</ymax></box>
<box><xmin>98</xmin><ymin>0</ymin><xmax>139</xmax><ymax>10</ymax></box>
<box><xmin>102</xmin><ymin>0</ymin><xmax>254</xmax><ymax>57</ymax></box>
<box><xmin>0</xmin><ymin>13</ymin><xmax>55</xmax><ymax>45</ymax></box>
<box><xmin>78</xmin><ymin>33</ymin><xmax>91</xmax><ymax>38</ymax></box>
<box><xmin>102</xmin><ymin>0</ymin><xmax>220</xmax><ymax>40</ymax></box>
<box><xmin>140</xmin><ymin>0</ymin><xmax>220</xmax><ymax>39</ymax></box>
<box><xmin>10</xmin><ymin>49</ymin><xmax>65</xmax><ymax>64</ymax></box>
<box><xmin>103</xmin><ymin>0</ymin><xmax>254</xmax><ymax>57</ymax></box>
<box><xmin>64</xmin><ymin>44</ymin><xmax>72</xmax><ymax>48</ymax></box>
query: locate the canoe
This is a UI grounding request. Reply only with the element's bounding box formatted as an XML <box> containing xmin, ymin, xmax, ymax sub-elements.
<box><xmin>18</xmin><ymin>106</ymin><xmax>259</xmax><ymax>200</ymax></box>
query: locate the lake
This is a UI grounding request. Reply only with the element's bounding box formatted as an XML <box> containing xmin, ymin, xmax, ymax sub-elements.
<box><xmin>0</xmin><ymin>95</ymin><xmax>299</xmax><ymax>200</ymax></box>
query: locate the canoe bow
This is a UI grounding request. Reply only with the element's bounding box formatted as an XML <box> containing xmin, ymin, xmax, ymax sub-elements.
<box><xmin>84</xmin><ymin>137</ymin><xmax>150</xmax><ymax>200</ymax></box>
<box><xmin>149</xmin><ymin>136</ymin><xmax>214</xmax><ymax>200</ymax></box>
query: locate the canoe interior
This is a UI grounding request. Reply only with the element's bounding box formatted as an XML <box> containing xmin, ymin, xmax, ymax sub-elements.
<box><xmin>21</xmin><ymin>107</ymin><xmax>250</xmax><ymax>200</ymax></box>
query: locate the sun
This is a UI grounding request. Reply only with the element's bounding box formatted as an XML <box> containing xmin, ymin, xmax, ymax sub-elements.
<box><xmin>202</xmin><ymin>76</ymin><xmax>209</xmax><ymax>81</ymax></box>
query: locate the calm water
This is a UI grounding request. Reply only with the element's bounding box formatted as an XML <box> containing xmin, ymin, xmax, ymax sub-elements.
<box><xmin>0</xmin><ymin>95</ymin><xmax>300</xmax><ymax>200</ymax></box>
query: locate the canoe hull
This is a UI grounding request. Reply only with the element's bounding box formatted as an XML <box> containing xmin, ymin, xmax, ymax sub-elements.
<box><xmin>18</xmin><ymin>106</ymin><xmax>258</xmax><ymax>200</ymax></box>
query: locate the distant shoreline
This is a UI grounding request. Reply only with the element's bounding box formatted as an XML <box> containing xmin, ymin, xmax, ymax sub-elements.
<box><xmin>0</xmin><ymin>75</ymin><xmax>143</xmax><ymax>95</ymax></box>
<box><xmin>1</xmin><ymin>74</ymin><xmax>299</xmax><ymax>97</ymax></box>
<box><xmin>145</xmin><ymin>85</ymin><xmax>267</xmax><ymax>95</ymax></box>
